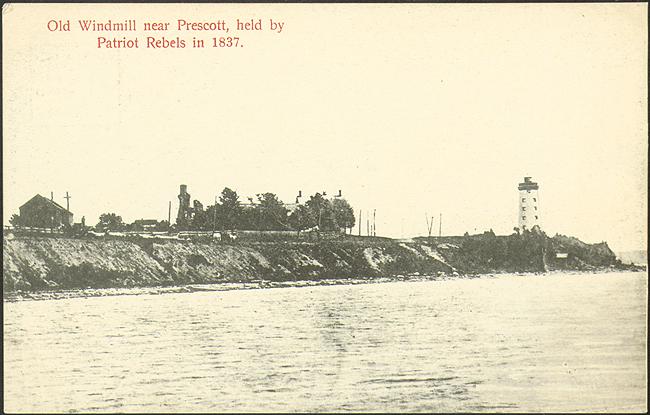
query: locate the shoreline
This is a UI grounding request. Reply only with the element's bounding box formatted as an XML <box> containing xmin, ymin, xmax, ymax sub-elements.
<box><xmin>4</xmin><ymin>233</ymin><xmax>642</xmax><ymax>296</ymax></box>
<box><xmin>4</xmin><ymin>268</ymin><xmax>645</xmax><ymax>303</ymax></box>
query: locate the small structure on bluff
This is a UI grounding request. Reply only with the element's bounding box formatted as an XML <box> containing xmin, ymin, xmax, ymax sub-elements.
<box><xmin>518</xmin><ymin>176</ymin><xmax>540</xmax><ymax>230</ymax></box>
<box><xmin>133</xmin><ymin>219</ymin><xmax>158</xmax><ymax>231</ymax></box>
<box><xmin>19</xmin><ymin>194</ymin><xmax>73</xmax><ymax>228</ymax></box>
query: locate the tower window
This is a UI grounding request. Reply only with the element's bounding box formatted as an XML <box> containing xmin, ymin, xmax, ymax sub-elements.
<box><xmin>534</xmin><ymin>206</ymin><xmax>537</xmax><ymax>210</ymax></box>
<box><xmin>535</xmin><ymin>216</ymin><xmax>538</xmax><ymax>220</ymax></box>
<box><xmin>522</xmin><ymin>207</ymin><xmax>526</xmax><ymax>211</ymax></box>
<box><xmin>533</xmin><ymin>198</ymin><xmax>537</xmax><ymax>202</ymax></box>
<box><xmin>522</xmin><ymin>216</ymin><xmax>526</xmax><ymax>220</ymax></box>
<box><xmin>522</xmin><ymin>198</ymin><xmax>526</xmax><ymax>202</ymax></box>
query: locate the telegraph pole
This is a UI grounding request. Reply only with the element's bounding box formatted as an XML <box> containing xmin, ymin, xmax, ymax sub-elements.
<box><xmin>168</xmin><ymin>201</ymin><xmax>171</xmax><ymax>224</ymax></box>
<box><xmin>373</xmin><ymin>209</ymin><xmax>376</xmax><ymax>237</ymax></box>
<box><xmin>212</xmin><ymin>195</ymin><xmax>218</xmax><ymax>236</ymax></box>
<box><xmin>64</xmin><ymin>192</ymin><xmax>71</xmax><ymax>211</ymax></box>
<box><xmin>426</xmin><ymin>213</ymin><xmax>433</xmax><ymax>237</ymax></box>
<box><xmin>358</xmin><ymin>210</ymin><xmax>362</xmax><ymax>236</ymax></box>
<box><xmin>439</xmin><ymin>213</ymin><xmax>442</xmax><ymax>237</ymax></box>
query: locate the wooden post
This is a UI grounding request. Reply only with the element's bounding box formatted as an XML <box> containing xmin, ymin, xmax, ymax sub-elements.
<box><xmin>373</xmin><ymin>209</ymin><xmax>376</xmax><ymax>237</ymax></box>
<box><xmin>439</xmin><ymin>213</ymin><xmax>442</xmax><ymax>237</ymax></box>
<box><xmin>64</xmin><ymin>192</ymin><xmax>71</xmax><ymax>211</ymax></box>
<box><xmin>426</xmin><ymin>213</ymin><xmax>436</xmax><ymax>237</ymax></box>
<box><xmin>358</xmin><ymin>210</ymin><xmax>362</xmax><ymax>236</ymax></box>
<box><xmin>212</xmin><ymin>196</ymin><xmax>217</xmax><ymax>236</ymax></box>
<box><xmin>168</xmin><ymin>201</ymin><xmax>171</xmax><ymax>224</ymax></box>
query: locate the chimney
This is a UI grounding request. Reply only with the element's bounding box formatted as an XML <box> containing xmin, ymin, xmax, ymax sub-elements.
<box><xmin>50</xmin><ymin>192</ymin><xmax>53</xmax><ymax>201</ymax></box>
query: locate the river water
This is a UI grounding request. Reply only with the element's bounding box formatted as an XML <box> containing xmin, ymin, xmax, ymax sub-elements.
<box><xmin>4</xmin><ymin>272</ymin><xmax>647</xmax><ymax>412</ymax></box>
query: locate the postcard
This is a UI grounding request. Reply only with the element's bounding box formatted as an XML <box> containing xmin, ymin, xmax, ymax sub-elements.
<box><xmin>3</xmin><ymin>3</ymin><xmax>647</xmax><ymax>412</ymax></box>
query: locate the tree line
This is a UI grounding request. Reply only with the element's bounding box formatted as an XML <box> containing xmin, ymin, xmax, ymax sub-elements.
<box><xmin>93</xmin><ymin>188</ymin><xmax>356</xmax><ymax>233</ymax></box>
<box><xmin>186</xmin><ymin>188</ymin><xmax>355</xmax><ymax>233</ymax></box>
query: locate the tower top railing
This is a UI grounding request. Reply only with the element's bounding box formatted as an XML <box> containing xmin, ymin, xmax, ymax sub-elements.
<box><xmin>518</xmin><ymin>177</ymin><xmax>539</xmax><ymax>190</ymax></box>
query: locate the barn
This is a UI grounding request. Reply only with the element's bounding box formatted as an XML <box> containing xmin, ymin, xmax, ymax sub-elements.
<box><xmin>18</xmin><ymin>194</ymin><xmax>74</xmax><ymax>228</ymax></box>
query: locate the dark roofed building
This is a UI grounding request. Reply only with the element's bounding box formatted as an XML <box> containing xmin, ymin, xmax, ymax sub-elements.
<box><xmin>19</xmin><ymin>194</ymin><xmax>73</xmax><ymax>228</ymax></box>
<box><xmin>133</xmin><ymin>219</ymin><xmax>158</xmax><ymax>230</ymax></box>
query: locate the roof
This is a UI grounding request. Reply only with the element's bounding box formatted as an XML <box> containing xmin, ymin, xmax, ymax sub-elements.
<box><xmin>20</xmin><ymin>194</ymin><xmax>72</xmax><ymax>215</ymax></box>
<box><xmin>134</xmin><ymin>219</ymin><xmax>158</xmax><ymax>225</ymax></box>
<box><xmin>518</xmin><ymin>176</ymin><xmax>539</xmax><ymax>191</ymax></box>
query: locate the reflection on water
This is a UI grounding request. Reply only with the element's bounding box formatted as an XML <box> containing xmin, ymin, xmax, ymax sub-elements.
<box><xmin>4</xmin><ymin>272</ymin><xmax>647</xmax><ymax>412</ymax></box>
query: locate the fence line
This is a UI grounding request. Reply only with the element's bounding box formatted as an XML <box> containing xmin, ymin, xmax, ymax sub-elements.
<box><xmin>4</xmin><ymin>225</ymin><xmax>348</xmax><ymax>241</ymax></box>
<box><xmin>4</xmin><ymin>225</ymin><xmax>64</xmax><ymax>234</ymax></box>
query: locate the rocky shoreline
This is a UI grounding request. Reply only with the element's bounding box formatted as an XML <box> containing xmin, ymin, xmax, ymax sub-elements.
<box><xmin>3</xmin><ymin>231</ymin><xmax>643</xmax><ymax>296</ymax></box>
<box><xmin>4</xmin><ymin>268</ymin><xmax>645</xmax><ymax>303</ymax></box>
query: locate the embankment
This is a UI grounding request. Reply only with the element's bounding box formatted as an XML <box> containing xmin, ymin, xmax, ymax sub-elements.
<box><xmin>2</xmin><ymin>231</ymin><xmax>641</xmax><ymax>292</ymax></box>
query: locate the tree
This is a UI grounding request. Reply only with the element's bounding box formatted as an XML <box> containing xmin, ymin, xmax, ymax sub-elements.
<box><xmin>255</xmin><ymin>192</ymin><xmax>290</xmax><ymax>230</ymax></box>
<box><xmin>239</xmin><ymin>207</ymin><xmax>259</xmax><ymax>230</ymax></box>
<box><xmin>190</xmin><ymin>209</ymin><xmax>208</xmax><ymax>230</ymax></box>
<box><xmin>219</xmin><ymin>187</ymin><xmax>242</xmax><ymax>230</ymax></box>
<box><xmin>289</xmin><ymin>204</ymin><xmax>316</xmax><ymax>232</ymax></box>
<box><xmin>155</xmin><ymin>220</ymin><xmax>171</xmax><ymax>232</ymax></box>
<box><xmin>9</xmin><ymin>214</ymin><xmax>24</xmax><ymax>227</ymax></box>
<box><xmin>331</xmin><ymin>198</ymin><xmax>355</xmax><ymax>233</ymax></box>
<box><xmin>96</xmin><ymin>213</ymin><xmax>125</xmax><ymax>232</ymax></box>
<box><xmin>201</xmin><ymin>204</ymin><xmax>219</xmax><ymax>232</ymax></box>
<box><xmin>305</xmin><ymin>193</ymin><xmax>335</xmax><ymax>231</ymax></box>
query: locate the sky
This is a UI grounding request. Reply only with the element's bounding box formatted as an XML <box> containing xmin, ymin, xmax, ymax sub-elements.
<box><xmin>3</xmin><ymin>3</ymin><xmax>647</xmax><ymax>252</ymax></box>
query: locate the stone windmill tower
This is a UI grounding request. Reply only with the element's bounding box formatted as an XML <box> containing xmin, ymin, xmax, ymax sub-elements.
<box><xmin>177</xmin><ymin>184</ymin><xmax>191</xmax><ymax>227</ymax></box>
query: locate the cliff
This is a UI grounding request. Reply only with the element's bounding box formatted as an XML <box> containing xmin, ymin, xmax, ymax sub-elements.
<box><xmin>2</xmin><ymin>231</ymin><xmax>639</xmax><ymax>292</ymax></box>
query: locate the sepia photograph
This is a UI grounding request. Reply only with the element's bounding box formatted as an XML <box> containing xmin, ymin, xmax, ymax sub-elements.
<box><xmin>2</xmin><ymin>2</ymin><xmax>648</xmax><ymax>412</ymax></box>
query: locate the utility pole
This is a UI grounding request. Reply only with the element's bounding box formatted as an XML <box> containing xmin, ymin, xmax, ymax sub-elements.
<box><xmin>212</xmin><ymin>195</ymin><xmax>218</xmax><ymax>236</ymax></box>
<box><xmin>439</xmin><ymin>213</ymin><xmax>442</xmax><ymax>237</ymax></box>
<box><xmin>373</xmin><ymin>209</ymin><xmax>376</xmax><ymax>237</ymax></box>
<box><xmin>358</xmin><ymin>210</ymin><xmax>362</xmax><ymax>236</ymax></box>
<box><xmin>64</xmin><ymin>192</ymin><xmax>71</xmax><ymax>211</ymax></box>
<box><xmin>426</xmin><ymin>213</ymin><xmax>435</xmax><ymax>237</ymax></box>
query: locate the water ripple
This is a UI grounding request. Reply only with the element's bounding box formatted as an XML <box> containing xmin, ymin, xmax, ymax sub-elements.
<box><xmin>3</xmin><ymin>271</ymin><xmax>647</xmax><ymax>412</ymax></box>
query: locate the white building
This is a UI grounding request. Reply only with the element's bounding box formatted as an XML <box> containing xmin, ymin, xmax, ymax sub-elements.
<box><xmin>518</xmin><ymin>176</ymin><xmax>540</xmax><ymax>230</ymax></box>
